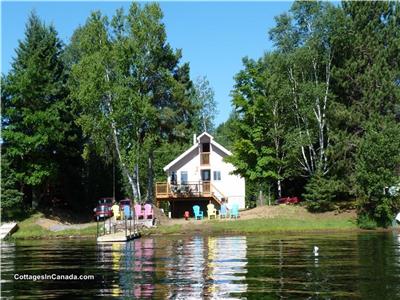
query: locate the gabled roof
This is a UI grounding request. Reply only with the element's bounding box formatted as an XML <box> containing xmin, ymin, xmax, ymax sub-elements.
<box><xmin>163</xmin><ymin>132</ymin><xmax>232</xmax><ymax>171</ymax></box>
<box><xmin>196</xmin><ymin>131</ymin><xmax>214</xmax><ymax>142</ymax></box>
<box><xmin>163</xmin><ymin>143</ymin><xmax>198</xmax><ymax>171</ymax></box>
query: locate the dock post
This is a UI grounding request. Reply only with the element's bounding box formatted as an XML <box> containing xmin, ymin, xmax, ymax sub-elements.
<box><xmin>125</xmin><ymin>216</ymin><xmax>127</xmax><ymax>238</ymax></box>
<box><xmin>129</xmin><ymin>217</ymin><xmax>132</xmax><ymax>236</ymax></box>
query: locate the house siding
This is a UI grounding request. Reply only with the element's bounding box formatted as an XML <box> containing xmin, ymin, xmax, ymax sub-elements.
<box><xmin>165</xmin><ymin>133</ymin><xmax>246</xmax><ymax>209</ymax></box>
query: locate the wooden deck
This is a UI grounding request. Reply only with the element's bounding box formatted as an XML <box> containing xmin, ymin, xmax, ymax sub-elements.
<box><xmin>155</xmin><ymin>181</ymin><xmax>226</xmax><ymax>204</ymax></box>
<box><xmin>97</xmin><ymin>231</ymin><xmax>141</xmax><ymax>242</ymax></box>
<box><xmin>96</xmin><ymin>218</ymin><xmax>150</xmax><ymax>243</ymax></box>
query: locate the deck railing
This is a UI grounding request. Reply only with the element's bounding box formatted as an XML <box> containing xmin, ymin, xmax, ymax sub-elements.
<box><xmin>155</xmin><ymin>181</ymin><xmax>226</xmax><ymax>203</ymax></box>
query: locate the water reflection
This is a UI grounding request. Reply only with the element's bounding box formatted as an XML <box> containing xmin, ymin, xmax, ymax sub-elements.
<box><xmin>2</xmin><ymin>232</ymin><xmax>400</xmax><ymax>299</ymax></box>
<box><xmin>95</xmin><ymin>235</ymin><xmax>248</xmax><ymax>299</ymax></box>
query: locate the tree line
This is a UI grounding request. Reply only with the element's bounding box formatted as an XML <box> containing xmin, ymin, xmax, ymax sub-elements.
<box><xmin>2</xmin><ymin>1</ymin><xmax>399</xmax><ymax>227</ymax></box>
<box><xmin>1</xmin><ymin>3</ymin><xmax>216</xmax><ymax>220</ymax></box>
<box><xmin>218</xmin><ymin>1</ymin><xmax>400</xmax><ymax>226</ymax></box>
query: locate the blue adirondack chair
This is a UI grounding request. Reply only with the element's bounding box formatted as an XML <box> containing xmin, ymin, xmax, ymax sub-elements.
<box><xmin>123</xmin><ymin>205</ymin><xmax>131</xmax><ymax>219</ymax></box>
<box><xmin>219</xmin><ymin>204</ymin><xmax>228</xmax><ymax>219</ymax></box>
<box><xmin>193</xmin><ymin>205</ymin><xmax>204</xmax><ymax>220</ymax></box>
<box><xmin>230</xmin><ymin>204</ymin><xmax>239</xmax><ymax>219</ymax></box>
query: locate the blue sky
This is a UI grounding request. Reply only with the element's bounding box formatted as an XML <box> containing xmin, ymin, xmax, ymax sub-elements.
<box><xmin>1</xmin><ymin>1</ymin><xmax>293</xmax><ymax>125</ymax></box>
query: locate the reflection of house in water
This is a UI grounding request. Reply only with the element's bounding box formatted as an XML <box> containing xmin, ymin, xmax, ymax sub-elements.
<box><xmin>165</xmin><ymin>236</ymin><xmax>206</xmax><ymax>298</ymax></box>
<box><xmin>96</xmin><ymin>236</ymin><xmax>248</xmax><ymax>299</ymax></box>
<box><xmin>165</xmin><ymin>236</ymin><xmax>248</xmax><ymax>299</ymax></box>
<box><xmin>206</xmin><ymin>236</ymin><xmax>248</xmax><ymax>298</ymax></box>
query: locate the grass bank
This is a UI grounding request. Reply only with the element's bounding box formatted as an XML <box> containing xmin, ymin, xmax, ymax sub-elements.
<box><xmin>144</xmin><ymin>209</ymin><xmax>358</xmax><ymax>236</ymax></box>
<box><xmin>9</xmin><ymin>206</ymin><xmax>359</xmax><ymax>239</ymax></box>
<box><xmin>144</xmin><ymin>218</ymin><xmax>357</xmax><ymax>236</ymax></box>
<box><xmin>9</xmin><ymin>213</ymin><xmax>98</xmax><ymax>240</ymax></box>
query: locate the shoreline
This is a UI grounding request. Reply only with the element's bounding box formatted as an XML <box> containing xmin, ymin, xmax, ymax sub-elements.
<box><xmin>5</xmin><ymin>207</ymin><xmax>399</xmax><ymax>240</ymax></box>
<box><xmin>7</xmin><ymin>226</ymin><xmax>399</xmax><ymax>241</ymax></box>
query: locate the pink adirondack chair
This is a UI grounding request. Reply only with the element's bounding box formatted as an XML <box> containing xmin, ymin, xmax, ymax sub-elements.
<box><xmin>134</xmin><ymin>204</ymin><xmax>144</xmax><ymax>220</ymax></box>
<box><xmin>144</xmin><ymin>204</ymin><xmax>153</xmax><ymax>219</ymax></box>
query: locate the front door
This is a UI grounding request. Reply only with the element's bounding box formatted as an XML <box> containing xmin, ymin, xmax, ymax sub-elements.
<box><xmin>201</xmin><ymin>169</ymin><xmax>210</xmax><ymax>181</ymax></box>
<box><xmin>201</xmin><ymin>169</ymin><xmax>211</xmax><ymax>194</ymax></box>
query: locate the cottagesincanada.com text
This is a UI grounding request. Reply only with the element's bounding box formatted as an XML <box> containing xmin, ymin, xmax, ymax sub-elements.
<box><xmin>14</xmin><ymin>273</ymin><xmax>95</xmax><ymax>281</ymax></box>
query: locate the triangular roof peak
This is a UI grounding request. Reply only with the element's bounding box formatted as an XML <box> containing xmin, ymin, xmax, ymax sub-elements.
<box><xmin>196</xmin><ymin>131</ymin><xmax>213</xmax><ymax>142</ymax></box>
<box><xmin>163</xmin><ymin>131</ymin><xmax>232</xmax><ymax>172</ymax></box>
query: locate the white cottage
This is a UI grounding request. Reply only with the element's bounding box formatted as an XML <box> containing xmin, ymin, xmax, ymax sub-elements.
<box><xmin>155</xmin><ymin>132</ymin><xmax>245</xmax><ymax>218</ymax></box>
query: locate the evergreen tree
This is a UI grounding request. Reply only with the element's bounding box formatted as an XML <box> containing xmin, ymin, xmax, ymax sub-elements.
<box><xmin>2</xmin><ymin>13</ymin><xmax>72</xmax><ymax>209</ymax></box>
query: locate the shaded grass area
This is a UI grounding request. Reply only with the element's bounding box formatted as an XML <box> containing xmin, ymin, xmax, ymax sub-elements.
<box><xmin>145</xmin><ymin>217</ymin><xmax>357</xmax><ymax>236</ymax></box>
<box><xmin>9</xmin><ymin>213</ymin><xmax>98</xmax><ymax>240</ymax></box>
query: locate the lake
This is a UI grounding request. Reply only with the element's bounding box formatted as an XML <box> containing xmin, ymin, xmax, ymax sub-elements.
<box><xmin>1</xmin><ymin>232</ymin><xmax>400</xmax><ymax>299</ymax></box>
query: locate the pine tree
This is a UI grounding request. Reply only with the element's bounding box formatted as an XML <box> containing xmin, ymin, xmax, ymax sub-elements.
<box><xmin>2</xmin><ymin>13</ymin><xmax>70</xmax><ymax>209</ymax></box>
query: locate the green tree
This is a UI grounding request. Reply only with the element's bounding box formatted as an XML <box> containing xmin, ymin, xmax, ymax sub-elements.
<box><xmin>214</xmin><ymin>112</ymin><xmax>238</xmax><ymax>150</ymax></box>
<box><xmin>2</xmin><ymin>13</ymin><xmax>72</xmax><ymax>209</ymax></box>
<box><xmin>355</xmin><ymin>119</ymin><xmax>400</xmax><ymax>226</ymax></box>
<box><xmin>70</xmin><ymin>4</ymin><xmax>198</xmax><ymax>203</ymax></box>
<box><xmin>332</xmin><ymin>2</ymin><xmax>400</xmax><ymax>222</ymax></box>
<box><xmin>227</xmin><ymin>55</ymin><xmax>284</xmax><ymax>200</ymax></box>
<box><xmin>192</xmin><ymin>76</ymin><xmax>217</xmax><ymax>133</ymax></box>
<box><xmin>0</xmin><ymin>154</ymin><xmax>24</xmax><ymax>220</ymax></box>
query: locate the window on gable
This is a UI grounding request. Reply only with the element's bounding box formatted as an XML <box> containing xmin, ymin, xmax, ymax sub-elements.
<box><xmin>213</xmin><ymin>171</ymin><xmax>221</xmax><ymax>181</ymax></box>
<box><xmin>202</xmin><ymin>143</ymin><xmax>210</xmax><ymax>153</ymax></box>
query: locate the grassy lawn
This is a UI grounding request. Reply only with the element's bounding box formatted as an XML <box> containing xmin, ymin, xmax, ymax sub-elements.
<box><xmin>144</xmin><ymin>216</ymin><xmax>357</xmax><ymax>236</ymax></box>
<box><xmin>208</xmin><ymin>217</ymin><xmax>357</xmax><ymax>233</ymax></box>
<box><xmin>9</xmin><ymin>208</ymin><xmax>358</xmax><ymax>239</ymax></box>
<box><xmin>10</xmin><ymin>213</ymin><xmax>98</xmax><ymax>240</ymax></box>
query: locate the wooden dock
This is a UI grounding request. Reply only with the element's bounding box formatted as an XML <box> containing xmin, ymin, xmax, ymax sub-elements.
<box><xmin>0</xmin><ymin>222</ymin><xmax>18</xmax><ymax>240</ymax></box>
<box><xmin>97</xmin><ymin>231</ymin><xmax>141</xmax><ymax>242</ymax></box>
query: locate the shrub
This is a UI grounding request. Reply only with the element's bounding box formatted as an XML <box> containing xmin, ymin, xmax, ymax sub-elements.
<box><xmin>357</xmin><ymin>214</ymin><xmax>378</xmax><ymax>230</ymax></box>
<box><xmin>303</xmin><ymin>172</ymin><xmax>344</xmax><ymax>212</ymax></box>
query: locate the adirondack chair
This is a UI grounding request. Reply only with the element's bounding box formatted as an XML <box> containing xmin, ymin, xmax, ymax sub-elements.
<box><xmin>144</xmin><ymin>204</ymin><xmax>153</xmax><ymax>219</ymax></box>
<box><xmin>230</xmin><ymin>204</ymin><xmax>239</xmax><ymax>219</ymax></box>
<box><xmin>219</xmin><ymin>204</ymin><xmax>228</xmax><ymax>219</ymax></box>
<box><xmin>207</xmin><ymin>203</ymin><xmax>217</xmax><ymax>220</ymax></box>
<box><xmin>134</xmin><ymin>204</ymin><xmax>144</xmax><ymax>220</ymax></box>
<box><xmin>124</xmin><ymin>205</ymin><xmax>132</xmax><ymax>219</ymax></box>
<box><xmin>193</xmin><ymin>205</ymin><xmax>204</xmax><ymax>220</ymax></box>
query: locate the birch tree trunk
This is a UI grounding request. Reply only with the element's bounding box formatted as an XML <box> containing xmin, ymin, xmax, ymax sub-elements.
<box><xmin>105</xmin><ymin>70</ymin><xmax>140</xmax><ymax>202</ymax></box>
<box><xmin>146</xmin><ymin>151</ymin><xmax>154</xmax><ymax>203</ymax></box>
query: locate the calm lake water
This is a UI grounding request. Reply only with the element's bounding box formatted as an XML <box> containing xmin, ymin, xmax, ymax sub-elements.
<box><xmin>1</xmin><ymin>232</ymin><xmax>400</xmax><ymax>299</ymax></box>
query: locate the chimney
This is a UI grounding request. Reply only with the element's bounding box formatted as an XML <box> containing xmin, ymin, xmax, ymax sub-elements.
<box><xmin>193</xmin><ymin>133</ymin><xmax>197</xmax><ymax>145</ymax></box>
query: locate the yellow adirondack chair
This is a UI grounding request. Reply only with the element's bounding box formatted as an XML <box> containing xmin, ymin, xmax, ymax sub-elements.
<box><xmin>207</xmin><ymin>203</ymin><xmax>217</xmax><ymax>220</ymax></box>
<box><xmin>111</xmin><ymin>204</ymin><xmax>120</xmax><ymax>221</ymax></box>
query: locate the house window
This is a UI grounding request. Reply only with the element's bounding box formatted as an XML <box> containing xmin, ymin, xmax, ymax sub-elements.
<box><xmin>170</xmin><ymin>171</ymin><xmax>177</xmax><ymax>185</ymax></box>
<box><xmin>201</xmin><ymin>169</ymin><xmax>211</xmax><ymax>181</ymax></box>
<box><xmin>180</xmin><ymin>171</ymin><xmax>188</xmax><ymax>184</ymax></box>
<box><xmin>213</xmin><ymin>171</ymin><xmax>221</xmax><ymax>181</ymax></box>
<box><xmin>202</xmin><ymin>143</ymin><xmax>210</xmax><ymax>153</ymax></box>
